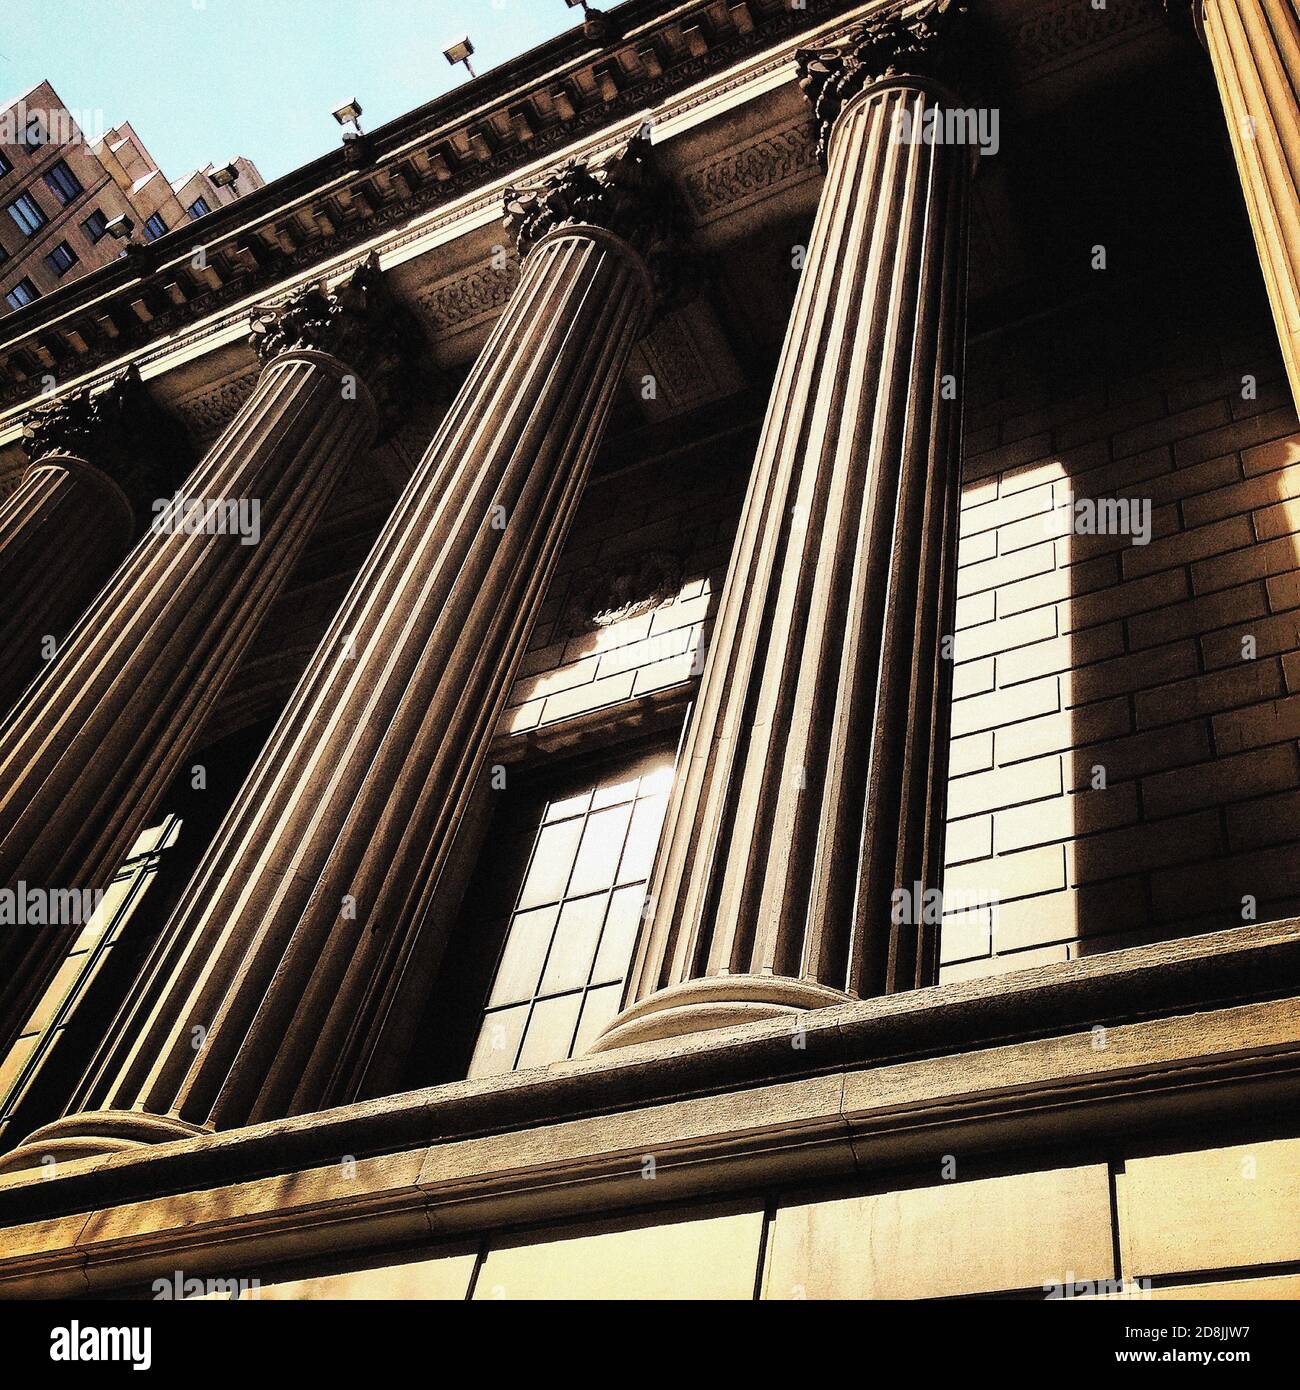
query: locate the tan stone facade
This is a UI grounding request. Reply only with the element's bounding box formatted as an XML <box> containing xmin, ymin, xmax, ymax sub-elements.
<box><xmin>0</xmin><ymin>0</ymin><xmax>1297</xmax><ymax>1307</ymax></box>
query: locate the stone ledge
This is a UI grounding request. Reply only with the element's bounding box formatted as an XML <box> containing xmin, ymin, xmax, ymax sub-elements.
<box><xmin>0</xmin><ymin>921</ymin><xmax>1297</xmax><ymax>1294</ymax></box>
<box><xmin>2</xmin><ymin>918</ymin><xmax>1297</xmax><ymax>1211</ymax></box>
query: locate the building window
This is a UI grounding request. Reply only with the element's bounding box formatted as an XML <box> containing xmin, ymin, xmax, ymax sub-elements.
<box><xmin>4</xmin><ymin>277</ymin><xmax>40</xmax><ymax>309</ymax></box>
<box><xmin>0</xmin><ymin>151</ymin><xmax>11</xmax><ymax>178</ymax></box>
<box><xmin>464</xmin><ymin>746</ymin><xmax>674</xmax><ymax>1078</ymax></box>
<box><xmin>0</xmin><ymin>242</ymin><xmax>7</xmax><ymax>265</ymax></box>
<box><xmin>186</xmin><ymin>196</ymin><xmax>212</xmax><ymax>220</ymax></box>
<box><xmin>44</xmin><ymin>240</ymin><xmax>78</xmax><ymax>276</ymax></box>
<box><xmin>0</xmin><ymin>817</ymin><xmax>182</xmax><ymax>1133</ymax></box>
<box><xmin>7</xmin><ymin>192</ymin><xmax>48</xmax><ymax>237</ymax></box>
<box><xmin>82</xmin><ymin>207</ymin><xmax>109</xmax><ymax>243</ymax></box>
<box><xmin>43</xmin><ymin>158</ymin><xmax>83</xmax><ymax>206</ymax></box>
<box><xmin>142</xmin><ymin>211</ymin><xmax>168</xmax><ymax>242</ymax></box>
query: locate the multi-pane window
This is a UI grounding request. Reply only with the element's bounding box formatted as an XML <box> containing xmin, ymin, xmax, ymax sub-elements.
<box><xmin>7</xmin><ymin>192</ymin><xmax>47</xmax><ymax>236</ymax></box>
<box><xmin>142</xmin><ymin>211</ymin><xmax>167</xmax><ymax>241</ymax></box>
<box><xmin>0</xmin><ymin>817</ymin><xmax>181</xmax><ymax>1141</ymax></box>
<box><xmin>82</xmin><ymin>207</ymin><xmax>109</xmax><ymax>242</ymax></box>
<box><xmin>4</xmin><ymin>277</ymin><xmax>39</xmax><ymax>309</ymax></box>
<box><xmin>186</xmin><ymin>196</ymin><xmax>212</xmax><ymax>220</ymax></box>
<box><xmin>467</xmin><ymin>747</ymin><xmax>674</xmax><ymax>1078</ymax></box>
<box><xmin>0</xmin><ymin>151</ymin><xmax>11</xmax><ymax>178</ymax></box>
<box><xmin>44</xmin><ymin>240</ymin><xmax>78</xmax><ymax>276</ymax></box>
<box><xmin>43</xmin><ymin>158</ymin><xmax>83</xmax><ymax>205</ymax></box>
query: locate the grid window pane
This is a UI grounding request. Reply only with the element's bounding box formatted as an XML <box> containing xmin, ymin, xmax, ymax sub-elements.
<box><xmin>465</xmin><ymin>747</ymin><xmax>675</xmax><ymax>1079</ymax></box>
<box><xmin>487</xmin><ymin>905</ymin><xmax>558</xmax><ymax>1007</ymax></box>
<box><xmin>516</xmin><ymin>818</ymin><xmax>583</xmax><ymax>910</ymax></box>
<box><xmin>539</xmin><ymin>894</ymin><xmax>606</xmax><ymax>995</ymax></box>
<box><xmin>568</xmin><ymin>802</ymin><xmax>634</xmax><ymax>897</ymax></box>
<box><xmin>8</xmin><ymin>193</ymin><xmax>46</xmax><ymax>236</ymax></box>
<box><xmin>573</xmin><ymin>983</ymin><xmax>623</xmax><ymax>1055</ymax></box>
<box><xmin>592</xmin><ymin>885</ymin><xmax>646</xmax><ymax>985</ymax></box>
<box><xmin>469</xmin><ymin>1004</ymin><xmax>529</xmax><ymax>1079</ymax></box>
<box><xmin>44</xmin><ymin>159</ymin><xmax>82</xmax><ymax>205</ymax></box>
<box><xmin>515</xmin><ymin>993</ymin><xmax>583</xmax><ymax>1071</ymax></box>
<box><xmin>4</xmin><ymin>277</ymin><xmax>39</xmax><ymax>309</ymax></box>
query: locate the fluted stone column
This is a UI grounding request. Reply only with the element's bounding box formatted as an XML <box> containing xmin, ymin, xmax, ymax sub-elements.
<box><xmin>594</xmin><ymin>4</ymin><xmax>974</xmax><ymax>1051</ymax></box>
<box><xmin>1190</xmin><ymin>1</ymin><xmax>1300</xmax><ymax>409</ymax></box>
<box><xmin>0</xmin><ymin>255</ymin><xmax>416</xmax><ymax>1068</ymax></box>
<box><xmin>0</xmin><ymin>367</ymin><xmax>181</xmax><ymax>714</ymax></box>
<box><xmin>8</xmin><ymin>136</ymin><xmax>664</xmax><ymax>1165</ymax></box>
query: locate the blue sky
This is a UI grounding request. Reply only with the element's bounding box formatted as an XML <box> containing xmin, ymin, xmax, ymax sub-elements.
<box><xmin>4</xmin><ymin>1</ymin><xmax>579</xmax><ymax>183</ymax></box>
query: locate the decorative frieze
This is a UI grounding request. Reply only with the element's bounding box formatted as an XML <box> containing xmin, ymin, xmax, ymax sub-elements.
<box><xmin>171</xmin><ymin>369</ymin><xmax>259</xmax><ymax>448</ymax></box>
<box><xmin>416</xmin><ymin>260</ymin><xmax>520</xmax><ymax>334</ymax></box>
<box><xmin>681</xmin><ymin>119</ymin><xmax>819</xmax><ymax>219</ymax></box>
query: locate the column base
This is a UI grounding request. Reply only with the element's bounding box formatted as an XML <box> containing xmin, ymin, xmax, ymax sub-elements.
<box><xmin>0</xmin><ymin>1110</ymin><xmax>209</xmax><ymax>1176</ymax></box>
<box><xmin>588</xmin><ymin>974</ymin><xmax>854</xmax><ymax>1052</ymax></box>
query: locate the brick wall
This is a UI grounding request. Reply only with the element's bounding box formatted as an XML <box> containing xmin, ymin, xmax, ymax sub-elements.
<box><xmin>496</xmin><ymin>443</ymin><xmax>747</xmax><ymax>739</ymax></box>
<box><xmin>942</xmin><ymin>293</ymin><xmax>1300</xmax><ymax>981</ymax></box>
<box><xmin>501</xmin><ymin>297</ymin><xmax>1300</xmax><ymax>986</ymax></box>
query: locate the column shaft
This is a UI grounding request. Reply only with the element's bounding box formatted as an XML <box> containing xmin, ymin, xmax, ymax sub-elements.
<box><xmin>58</xmin><ymin>219</ymin><xmax>652</xmax><ymax>1143</ymax></box>
<box><xmin>0</xmin><ymin>346</ymin><xmax>379</xmax><ymax>1061</ymax></box>
<box><xmin>0</xmin><ymin>456</ymin><xmax>132</xmax><ymax>713</ymax></box>
<box><xmin>596</xmin><ymin>76</ymin><xmax>969</xmax><ymax>1050</ymax></box>
<box><xmin>1201</xmin><ymin>0</ymin><xmax>1300</xmax><ymax>407</ymax></box>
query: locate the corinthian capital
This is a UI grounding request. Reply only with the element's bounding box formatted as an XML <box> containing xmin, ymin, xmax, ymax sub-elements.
<box><xmin>797</xmin><ymin>0</ymin><xmax>971</xmax><ymax>163</ymax></box>
<box><xmin>503</xmin><ymin>127</ymin><xmax>680</xmax><ymax>270</ymax></box>
<box><xmin>249</xmin><ymin>252</ymin><xmax>425</xmax><ymax>435</ymax></box>
<box><xmin>21</xmin><ymin>365</ymin><xmax>187</xmax><ymax>524</ymax></box>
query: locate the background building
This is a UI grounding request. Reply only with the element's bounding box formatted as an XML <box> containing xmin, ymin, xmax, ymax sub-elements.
<box><xmin>0</xmin><ymin>81</ymin><xmax>261</xmax><ymax>315</ymax></box>
<box><xmin>0</xmin><ymin>0</ymin><xmax>1296</xmax><ymax>1301</ymax></box>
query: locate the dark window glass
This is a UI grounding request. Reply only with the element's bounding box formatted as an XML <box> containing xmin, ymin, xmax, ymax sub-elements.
<box><xmin>43</xmin><ymin>158</ymin><xmax>82</xmax><ymax>205</ymax></box>
<box><xmin>7</xmin><ymin>192</ymin><xmax>47</xmax><ymax>236</ymax></box>
<box><xmin>4</xmin><ymin>277</ymin><xmax>40</xmax><ymax>309</ymax></box>
<box><xmin>44</xmin><ymin>240</ymin><xmax>78</xmax><ymax>275</ymax></box>
<box><xmin>0</xmin><ymin>151</ymin><xmax>11</xmax><ymax>178</ymax></box>
<box><xmin>81</xmin><ymin>207</ymin><xmax>109</xmax><ymax>243</ymax></box>
<box><xmin>186</xmin><ymin>196</ymin><xmax>211</xmax><ymax>220</ymax></box>
<box><xmin>142</xmin><ymin>211</ymin><xmax>167</xmax><ymax>242</ymax></box>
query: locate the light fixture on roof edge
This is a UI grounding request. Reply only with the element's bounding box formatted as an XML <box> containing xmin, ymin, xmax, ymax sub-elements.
<box><xmin>444</xmin><ymin>37</ymin><xmax>477</xmax><ymax>79</ymax></box>
<box><xmin>564</xmin><ymin>0</ymin><xmax>622</xmax><ymax>43</ymax></box>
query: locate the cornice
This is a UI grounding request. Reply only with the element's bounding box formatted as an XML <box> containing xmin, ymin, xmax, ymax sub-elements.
<box><xmin>0</xmin><ymin>0</ymin><xmax>1170</xmax><ymax>444</ymax></box>
<box><xmin>0</xmin><ymin>0</ymin><xmax>850</xmax><ymax>415</ymax></box>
